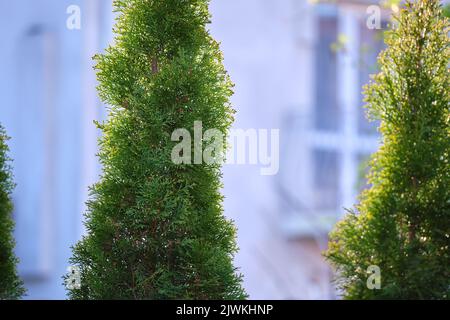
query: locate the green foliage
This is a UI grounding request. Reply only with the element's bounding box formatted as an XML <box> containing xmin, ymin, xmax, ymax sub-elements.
<box><xmin>326</xmin><ymin>0</ymin><xmax>450</xmax><ymax>299</ymax></box>
<box><xmin>67</xmin><ymin>0</ymin><xmax>246</xmax><ymax>299</ymax></box>
<box><xmin>0</xmin><ymin>125</ymin><xmax>25</xmax><ymax>300</ymax></box>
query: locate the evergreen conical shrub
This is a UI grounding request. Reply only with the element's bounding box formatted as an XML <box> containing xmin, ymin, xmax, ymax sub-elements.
<box><xmin>67</xmin><ymin>0</ymin><xmax>246</xmax><ymax>299</ymax></box>
<box><xmin>0</xmin><ymin>125</ymin><xmax>25</xmax><ymax>299</ymax></box>
<box><xmin>326</xmin><ymin>0</ymin><xmax>449</xmax><ymax>299</ymax></box>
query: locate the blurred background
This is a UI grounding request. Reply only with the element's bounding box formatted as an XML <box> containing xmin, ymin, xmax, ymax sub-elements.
<box><xmin>0</xmin><ymin>0</ymin><xmax>397</xmax><ymax>299</ymax></box>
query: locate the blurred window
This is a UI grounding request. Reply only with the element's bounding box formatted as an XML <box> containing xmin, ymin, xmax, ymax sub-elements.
<box><xmin>315</xmin><ymin>15</ymin><xmax>339</xmax><ymax>132</ymax></box>
<box><xmin>313</xmin><ymin>149</ymin><xmax>339</xmax><ymax>211</ymax></box>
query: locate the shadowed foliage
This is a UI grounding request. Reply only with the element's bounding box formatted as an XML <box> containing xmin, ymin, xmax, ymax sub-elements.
<box><xmin>0</xmin><ymin>125</ymin><xmax>25</xmax><ymax>299</ymax></box>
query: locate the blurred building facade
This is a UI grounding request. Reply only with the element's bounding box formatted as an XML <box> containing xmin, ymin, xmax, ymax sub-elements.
<box><xmin>211</xmin><ymin>0</ymin><xmax>386</xmax><ymax>299</ymax></box>
<box><xmin>0</xmin><ymin>0</ymin><xmax>388</xmax><ymax>299</ymax></box>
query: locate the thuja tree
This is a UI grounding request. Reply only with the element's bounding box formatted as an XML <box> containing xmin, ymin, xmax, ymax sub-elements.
<box><xmin>326</xmin><ymin>0</ymin><xmax>449</xmax><ymax>299</ymax></box>
<box><xmin>67</xmin><ymin>0</ymin><xmax>246</xmax><ymax>299</ymax></box>
<box><xmin>0</xmin><ymin>125</ymin><xmax>25</xmax><ymax>299</ymax></box>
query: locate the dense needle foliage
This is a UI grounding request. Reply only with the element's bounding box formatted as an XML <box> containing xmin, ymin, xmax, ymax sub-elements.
<box><xmin>326</xmin><ymin>0</ymin><xmax>450</xmax><ymax>299</ymax></box>
<box><xmin>0</xmin><ymin>125</ymin><xmax>25</xmax><ymax>299</ymax></box>
<box><xmin>67</xmin><ymin>0</ymin><xmax>246</xmax><ymax>299</ymax></box>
